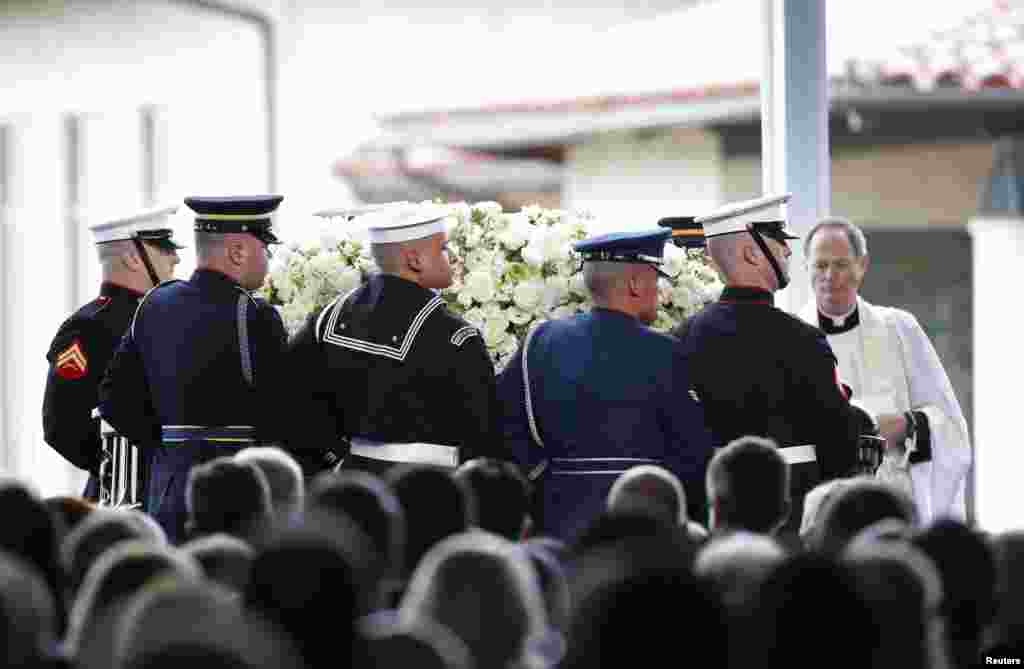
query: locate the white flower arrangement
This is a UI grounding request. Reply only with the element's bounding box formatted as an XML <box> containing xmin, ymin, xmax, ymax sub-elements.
<box><xmin>259</xmin><ymin>201</ymin><xmax>723</xmax><ymax>370</ymax></box>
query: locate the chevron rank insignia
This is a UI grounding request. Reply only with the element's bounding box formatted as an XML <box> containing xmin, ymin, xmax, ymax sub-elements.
<box><xmin>688</xmin><ymin>389</ymin><xmax>701</xmax><ymax>403</ymax></box>
<box><xmin>56</xmin><ymin>339</ymin><xmax>88</xmax><ymax>380</ymax></box>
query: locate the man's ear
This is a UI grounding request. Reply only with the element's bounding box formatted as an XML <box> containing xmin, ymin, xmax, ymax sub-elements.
<box><xmin>405</xmin><ymin>247</ymin><xmax>424</xmax><ymax>274</ymax></box>
<box><xmin>627</xmin><ymin>269</ymin><xmax>645</xmax><ymax>297</ymax></box>
<box><xmin>227</xmin><ymin>239</ymin><xmax>247</xmax><ymax>267</ymax></box>
<box><xmin>122</xmin><ymin>249</ymin><xmax>144</xmax><ymax>272</ymax></box>
<box><xmin>741</xmin><ymin>241</ymin><xmax>762</xmax><ymax>266</ymax></box>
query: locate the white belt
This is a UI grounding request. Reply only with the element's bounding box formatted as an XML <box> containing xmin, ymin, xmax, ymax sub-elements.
<box><xmin>779</xmin><ymin>444</ymin><xmax>817</xmax><ymax>465</ymax></box>
<box><xmin>349</xmin><ymin>438</ymin><xmax>458</xmax><ymax>468</ymax></box>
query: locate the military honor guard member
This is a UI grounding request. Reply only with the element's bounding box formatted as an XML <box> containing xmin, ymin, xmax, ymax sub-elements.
<box><xmin>286</xmin><ymin>202</ymin><xmax>505</xmax><ymax>472</ymax></box>
<box><xmin>797</xmin><ymin>217</ymin><xmax>971</xmax><ymax>523</ymax></box>
<box><xmin>99</xmin><ymin>195</ymin><xmax>315</xmax><ymax>543</ymax></box>
<box><xmin>496</xmin><ymin>227</ymin><xmax>714</xmax><ymax>540</ymax></box>
<box><xmin>43</xmin><ymin>205</ymin><xmax>183</xmax><ymax>501</ymax></box>
<box><xmin>671</xmin><ymin>194</ymin><xmax>878</xmax><ymax>537</ymax></box>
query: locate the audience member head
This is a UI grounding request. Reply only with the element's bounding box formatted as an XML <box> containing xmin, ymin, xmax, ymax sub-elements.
<box><xmin>811</xmin><ymin>478</ymin><xmax>916</xmax><ymax>555</ymax></box>
<box><xmin>117</xmin><ymin>577</ymin><xmax>304</xmax><ymax>669</ymax></box>
<box><xmin>0</xmin><ymin>550</ymin><xmax>60</xmax><ymax>668</ymax></box>
<box><xmin>455</xmin><ymin>457</ymin><xmax>531</xmax><ymax>541</ymax></box>
<box><xmin>243</xmin><ymin>513</ymin><xmax>371</xmax><ymax>668</ymax></box>
<box><xmin>694</xmin><ymin>531</ymin><xmax>787</xmax><ymax>613</ymax></box>
<box><xmin>185</xmin><ymin>457</ymin><xmax>272</xmax><ymax>543</ymax></box>
<box><xmin>386</xmin><ymin>465</ymin><xmax>472</xmax><ymax>578</ymax></box>
<box><xmin>563</xmin><ymin>538</ymin><xmax>726</xmax><ymax>669</ymax></box>
<box><xmin>706</xmin><ymin>436</ymin><xmax>790</xmax><ymax>535</ymax></box>
<box><xmin>843</xmin><ymin>539</ymin><xmax>944</xmax><ymax>669</ymax></box>
<box><xmin>607</xmin><ymin>464</ymin><xmax>688</xmax><ymax>525</ymax></box>
<box><xmin>234</xmin><ymin>446</ymin><xmax>305</xmax><ymax>518</ymax></box>
<box><xmin>43</xmin><ymin>495</ymin><xmax>95</xmax><ymax>541</ymax></box>
<box><xmin>62</xmin><ymin>508</ymin><xmax>167</xmax><ymax>596</ymax></box>
<box><xmin>741</xmin><ymin>553</ymin><xmax>877</xmax><ymax>668</ymax></box>
<box><xmin>65</xmin><ymin>540</ymin><xmax>201</xmax><ymax>659</ymax></box>
<box><xmin>308</xmin><ymin>470</ymin><xmax>406</xmax><ymax>590</ymax></box>
<box><xmin>360</xmin><ymin>618</ymin><xmax>472</xmax><ymax>669</ymax></box>
<box><xmin>912</xmin><ymin>519</ymin><xmax>997</xmax><ymax>669</ymax></box>
<box><xmin>400</xmin><ymin>530</ymin><xmax>546</xmax><ymax>669</ymax></box>
<box><xmin>571</xmin><ymin>509</ymin><xmax>695</xmax><ymax>563</ymax></box>
<box><xmin>989</xmin><ymin>530</ymin><xmax>1024</xmax><ymax>652</ymax></box>
<box><xmin>799</xmin><ymin>478</ymin><xmax>850</xmax><ymax>547</ymax></box>
<box><xmin>180</xmin><ymin>534</ymin><xmax>255</xmax><ymax>594</ymax></box>
<box><xmin>0</xmin><ymin>477</ymin><xmax>67</xmax><ymax>635</ymax></box>
<box><xmin>521</xmin><ymin>538</ymin><xmax>571</xmax><ymax>633</ymax></box>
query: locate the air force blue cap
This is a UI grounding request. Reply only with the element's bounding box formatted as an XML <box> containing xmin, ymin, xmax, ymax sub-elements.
<box><xmin>185</xmin><ymin>195</ymin><xmax>283</xmax><ymax>245</ymax></box>
<box><xmin>573</xmin><ymin>228</ymin><xmax>673</xmax><ymax>277</ymax></box>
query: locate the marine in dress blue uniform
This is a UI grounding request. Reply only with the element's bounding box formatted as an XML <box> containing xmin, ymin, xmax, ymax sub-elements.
<box><xmin>99</xmin><ymin>196</ymin><xmax>329</xmax><ymax>543</ymax></box>
<box><xmin>288</xmin><ymin>203</ymin><xmax>505</xmax><ymax>472</ymax></box>
<box><xmin>43</xmin><ymin>206</ymin><xmax>183</xmax><ymax>503</ymax></box>
<box><xmin>666</xmin><ymin>195</ymin><xmax>876</xmax><ymax>538</ymax></box>
<box><xmin>496</xmin><ymin>228</ymin><xmax>714</xmax><ymax>540</ymax></box>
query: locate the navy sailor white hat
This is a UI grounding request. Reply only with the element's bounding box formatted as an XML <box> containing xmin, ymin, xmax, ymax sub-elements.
<box><xmin>355</xmin><ymin>203</ymin><xmax>454</xmax><ymax>244</ymax></box>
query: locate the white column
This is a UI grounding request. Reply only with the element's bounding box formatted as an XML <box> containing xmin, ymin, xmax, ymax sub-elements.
<box><xmin>968</xmin><ymin>216</ymin><xmax>1024</xmax><ymax>533</ymax></box>
<box><xmin>761</xmin><ymin>0</ymin><xmax>829</xmax><ymax>313</ymax></box>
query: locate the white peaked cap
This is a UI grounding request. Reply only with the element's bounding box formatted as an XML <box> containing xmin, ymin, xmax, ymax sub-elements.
<box><xmin>88</xmin><ymin>205</ymin><xmax>179</xmax><ymax>244</ymax></box>
<box><xmin>357</xmin><ymin>203</ymin><xmax>454</xmax><ymax>244</ymax></box>
<box><xmin>697</xmin><ymin>194</ymin><xmax>792</xmax><ymax>238</ymax></box>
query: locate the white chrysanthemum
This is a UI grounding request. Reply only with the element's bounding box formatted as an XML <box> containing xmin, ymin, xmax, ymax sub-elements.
<box><xmin>457</xmin><ymin>289</ymin><xmax>475</xmax><ymax>307</ymax></box>
<box><xmin>500</xmin><ymin>335</ymin><xmax>520</xmax><ymax>357</ymax></box>
<box><xmin>513</xmin><ymin>279</ymin><xmax>545</xmax><ymax>312</ymax></box>
<box><xmin>271</xmin><ymin>268</ymin><xmax>295</xmax><ymax>303</ymax></box>
<box><xmin>462</xmin><ymin>270</ymin><xmax>495</xmax><ymax>304</ymax></box>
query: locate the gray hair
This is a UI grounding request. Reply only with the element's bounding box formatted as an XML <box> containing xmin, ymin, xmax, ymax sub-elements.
<box><xmin>804</xmin><ymin>217</ymin><xmax>868</xmax><ymax>257</ymax></box>
<box><xmin>96</xmin><ymin>240</ymin><xmax>136</xmax><ymax>268</ymax></box>
<box><xmin>582</xmin><ymin>261</ymin><xmax>631</xmax><ymax>300</ymax></box>
<box><xmin>194</xmin><ymin>231</ymin><xmax>226</xmax><ymax>263</ymax></box>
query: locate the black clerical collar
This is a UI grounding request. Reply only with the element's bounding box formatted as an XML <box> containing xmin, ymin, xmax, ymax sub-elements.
<box><xmin>818</xmin><ymin>305</ymin><xmax>860</xmax><ymax>335</ymax></box>
<box><xmin>719</xmin><ymin>286</ymin><xmax>774</xmax><ymax>305</ymax></box>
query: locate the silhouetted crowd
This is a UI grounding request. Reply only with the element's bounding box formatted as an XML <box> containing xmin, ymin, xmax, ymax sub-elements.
<box><xmin>0</xmin><ymin>438</ymin><xmax>1020</xmax><ymax>669</ymax></box>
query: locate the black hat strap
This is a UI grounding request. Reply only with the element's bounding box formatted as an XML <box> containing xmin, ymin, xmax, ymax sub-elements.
<box><xmin>746</xmin><ymin>224</ymin><xmax>789</xmax><ymax>291</ymax></box>
<box><xmin>131</xmin><ymin>237</ymin><xmax>162</xmax><ymax>288</ymax></box>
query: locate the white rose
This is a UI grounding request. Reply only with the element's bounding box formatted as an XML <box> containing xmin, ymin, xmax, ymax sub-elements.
<box><xmin>463</xmin><ymin>308</ymin><xmax>486</xmax><ymax>328</ymax></box>
<box><xmin>542</xmin><ymin>276</ymin><xmax>569</xmax><ymax>310</ymax></box>
<box><xmin>513</xmin><ymin>279</ymin><xmax>545</xmax><ymax>311</ymax></box>
<box><xmin>507</xmin><ymin>307</ymin><xmax>532</xmax><ymax>325</ymax></box>
<box><xmin>271</xmin><ymin>269</ymin><xmax>295</xmax><ymax>302</ymax></box>
<box><xmin>474</xmin><ymin>201</ymin><xmax>503</xmax><ymax>218</ymax></box>
<box><xmin>568</xmin><ymin>273</ymin><xmax>588</xmax><ymax>298</ymax></box>
<box><xmin>334</xmin><ymin>267</ymin><xmax>361</xmax><ymax>296</ymax></box>
<box><xmin>482</xmin><ymin>314</ymin><xmax>511</xmax><ymax>348</ymax></box>
<box><xmin>551</xmin><ymin>305</ymin><xmax>576</xmax><ymax>320</ymax></box>
<box><xmin>500</xmin><ymin>335</ymin><xmax>520</xmax><ymax>357</ymax></box>
<box><xmin>496</xmin><ymin>213</ymin><xmax>531</xmax><ymax>250</ymax></box>
<box><xmin>458</xmin><ymin>289</ymin><xmax>475</xmax><ymax>307</ymax></box>
<box><xmin>463</xmin><ymin>270</ymin><xmax>496</xmax><ymax>304</ymax></box>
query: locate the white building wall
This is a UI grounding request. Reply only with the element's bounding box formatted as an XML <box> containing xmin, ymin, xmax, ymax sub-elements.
<box><xmin>0</xmin><ymin>0</ymin><xmax>267</xmax><ymax>494</ymax></box>
<box><xmin>564</xmin><ymin>127</ymin><xmax>723</xmax><ymax>233</ymax></box>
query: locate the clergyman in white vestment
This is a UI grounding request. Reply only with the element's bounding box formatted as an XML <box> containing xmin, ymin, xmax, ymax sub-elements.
<box><xmin>797</xmin><ymin>218</ymin><xmax>972</xmax><ymax>524</ymax></box>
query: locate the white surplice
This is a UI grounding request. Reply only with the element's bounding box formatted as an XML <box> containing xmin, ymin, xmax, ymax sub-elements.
<box><xmin>798</xmin><ymin>297</ymin><xmax>972</xmax><ymax>523</ymax></box>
